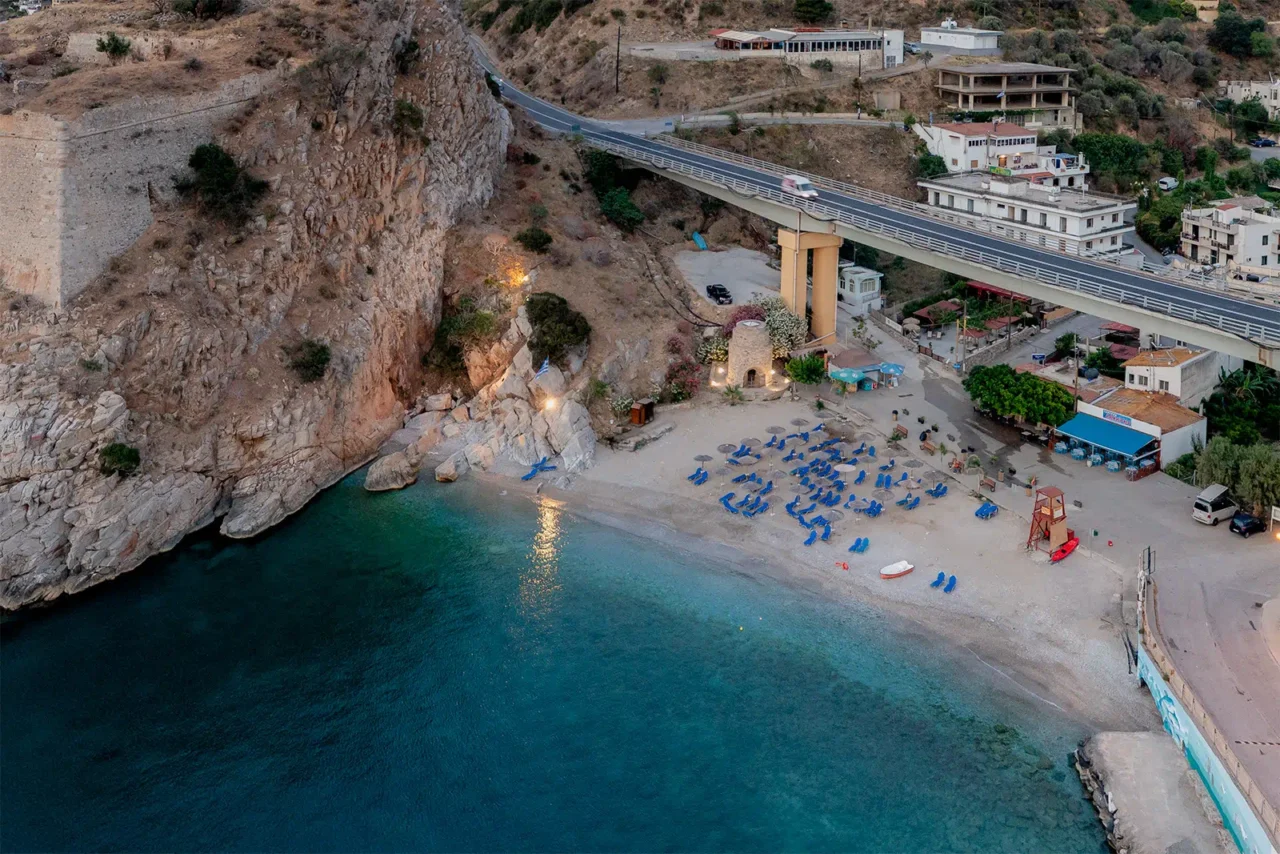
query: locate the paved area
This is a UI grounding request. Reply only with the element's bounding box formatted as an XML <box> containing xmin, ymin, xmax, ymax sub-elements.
<box><xmin>1083</xmin><ymin>731</ymin><xmax>1231</xmax><ymax>854</ymax></box>
<box><xmin>986</xmin><ymin>312</ymin><xmax>1106</xmax><ymax>368</ymax></box>
<box><xmin>845</xmin><ymin>328</ymin><xmax>1280</xmax><ymax>826</ymax></box>
<box><xmin>1250</xmin><ymin>146</ymin><xmax>1279</xmax><ymax>165</ymax></box>
<box><xmin>673</xmin><ymin>247</ymin><xmax>780</xmax><ymax>307</ymax></box>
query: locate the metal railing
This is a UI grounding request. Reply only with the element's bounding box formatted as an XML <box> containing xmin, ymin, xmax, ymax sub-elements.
<box><xmin>650</xmin><ymin>135</ymin><xmax>1280</xmax><ymax>303</ymax></box>
<box><xmin>1142</xmin><ymin>582</ymin><xmax>1280</xmax><ymax>849</ymax></box>
<box><xmin>585</xmin><ymin>133</ymin><xmax>1278</xmax><ymax>345</ymax></box>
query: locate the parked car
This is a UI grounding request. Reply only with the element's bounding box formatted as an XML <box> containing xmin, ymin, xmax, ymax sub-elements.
<box><xmin>1157</xmin><ymin>176</ymin><xmax>1179</xmax><ymax>191</ymax></box>
<box><xmin>1228</xmin><ymin>511</ymin><xmax>1267</xmax><ymax>538</ymax></box>
<box><xmin>1249</xmin><ymin>138</ymin><xmax>1276</xmax><ymax>147</ymax></box>
<box><xmin>1192</xmin><ymin>484</ymin><xmax>1237</xmax><ymax>526</ymax></box>
<box><xmin>781</xmin><ymin>175</ymin><xmax>819</xmax><ymax>199</ymax></box>
<box><xmin>706</xmin><ymin>283</ymin><xmax>733</xmax><ymax>305</ymax></box>
<box><xmin>904</xmin><ymin>41</ymin><xmax>923</xmax><ymax>54</ymax></box>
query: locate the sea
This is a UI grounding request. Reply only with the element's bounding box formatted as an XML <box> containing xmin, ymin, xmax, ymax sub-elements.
<box><xmin>0</xmin><ymin>475</ymin><xmax>1108</xmax><ymax>853</ymax></box>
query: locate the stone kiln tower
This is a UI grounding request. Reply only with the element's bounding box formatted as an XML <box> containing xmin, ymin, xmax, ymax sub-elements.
<box><xmin>725</xmin><ymin>320</ymin><xmax>773</xmax><ymax>388</ymax></box>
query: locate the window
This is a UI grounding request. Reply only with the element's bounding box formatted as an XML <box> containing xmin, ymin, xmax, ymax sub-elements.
<box><xmin>933</xmin><ymin>192</ymin><xmax>940</xmax><ymax>205</ymax></box>
<box><xmin>1059</xmin><ymin>217</ymin><xmax>1067</xmax><ymax>233</ymax></box>
<box><xmin>1086</xmin><ymin>218</ymin><xmax>1094</xmax><ymax>229</ymax></box>
<box><xmin>1040</xmin><ymin>212</ymin><xmax>1047</xmax><ymax>227</ymax></box>
<box><xmin>947</xmin><ymin>194</ymin><xmax>955</xmax><ymax>208</ymax></box>
<box><xmin>1111</xmin><ymin>236</ymin><xmax>1118</xmax><ymax>245</ymax></box>
<box><xmin>967</xmin><ymin>199</ymin><xmax>974</xmax><ymax>212</ymax></box>
<box><xmin>1127</xmin><ymin>372</ymin><xmax>1135</xmax><ymax>384</ymax></box>
<box><xmin>1138</xmin><ymin>375</ymin><xmax>1148</xmax><ymax>386</ymax></box>
<box><xmin>970</xmin><ymin>159</ymin><xmax>978</xmax><ymax>168</ymax></box>
<box><xmin>860</xmin><ymin>279</ymin><xmax>877</xmax><ymax>293</ymax></box>
<box><xmin>1263</xmin><ymin>256</ymin><xmax>1270</xmax><ymax>266</ymax></box>
<box><xmin>1158</xmin><ymin>380</ymin><xmax>1169</xmax><ymax>392</ymax></box>
<box><xmin>1067</xmin><ymin>177</ymin><xmax>1075</xmax><ymax>186</ymax></box>
<box><xmin>1112</xmin><ymin>213</ymin><xmax>1119</xmax><ymax>223</ymax></box>
<box><xmin>1086</xmin><ymin>240</ymin><xmax>1093</xmax><ymax>249</ymax></box>
<box><xmin>1264</xmin><ymin>235</ymin><xmax>1270</xmax><ymax>246</ymax></box>
<box><xmin>1020</xmin><ymin>209</ymin><xmax>1027</xmax><ymax>223</ymax></box>
<box><xmin>951</xmin><ymin>158</ymin><xmax>958</xmax><ymax>166</ymax></box>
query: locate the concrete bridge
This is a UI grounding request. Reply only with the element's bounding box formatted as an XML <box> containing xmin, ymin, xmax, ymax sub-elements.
<box><xmin>485</xmin><ymin>63</ymin><xmax>1280</xmax><ymax>367</ymax></box>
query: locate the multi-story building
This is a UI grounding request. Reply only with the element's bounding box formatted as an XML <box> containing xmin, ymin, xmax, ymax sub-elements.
<box><xmin>912</xmin><ymin>121</ymin><xmax>1090</xmax><ymax>182</ymax></box>
<box><xmin>709</xmin><ymin>28</ymin><xmax>904</xmax><ymax>68</ymax></box>
<box><xmin>1180</xmin><ymin>196</ymin><xmax>1280</xmax><ymax>274</ymax></box>
<box><xmin>919</xmin><ymin>19</ymin><xmax>1002</xmax><ymax>56</ymax></box>
<box><xmin>918</xmin><ymin>172</ymin><xmax>1136</xmax><ymax>258</ymax></box>
<box><xmin>1121</xmin><ymin>347</ymin><xmax>1241</xmax><ymax>409</ymax></box>
<box><xmin>1221</xmin><ymin>79</ymin><xmax>1280</xmax><ymax>119</ymax></box>
<box><xmin>935</xmin><ymin>62</ymin><xmax>1077</xmax><ymax>129</ymax></box>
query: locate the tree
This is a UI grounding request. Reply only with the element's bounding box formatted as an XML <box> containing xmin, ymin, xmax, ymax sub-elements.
<box><xmin>100</xmin><ymin>443</ymin><xmax>141</xmax><ymax>477</ymax></box>
<box><xmin>1198</xmin><ymin>365</ymin><xmax>1280</xmax><ymax>444</ymax></box>
<box><xmin>792</xmin><ymin>0</ymin><xmax>832</xmax><ymax>24</ymax></box>
<box><xmin>515</xmin><ymin>226</ymin><xmax>553</xmax><ymax>252</ymax></box>
<box><xmin>921</xmin><ymin>50</ymin><xmax>933</xmax><ymax>69</ymax></box>
<box><xmin>916</xmin><ymin>154</ymin><xmax>948</xmax><ymax>179</ymax></box>
<box><xmin>173</xmin><ymin>143</ymin><xmax>268</xmax><ymax>226</ymax></box>
<box><xmin>1250</xmin><ymin>31</ymin><xmax>1275</xmax><ymax>57</ymax></box>
<box><xmin>1208</xmin><ymin>3</ymin><xmax>1266</xmax><ymax>58</ymax></box>
<box><xmin>598</xmin><ymin>187</ymin><xmax>645</xmax><ymax>232</ymax></box>
<box><xmin>526</xmin><ymin>292</ymin><xmax>591</xmax><ymax>365</ymax></box>
<box><xmin>1195</xmin><ymin>435</ymin><xmax>1242</xmax><ymax>490</ymax></box>
<box><xmin>1052</xmin><ymin>333</ymin><xmax>1079</xmax><ymax>358</ymax></box>
<box><xmin>1085</xmin><ymin>347</ymin><xmax>1123</xmax><ymax>378</ymax></box>
<box><xmin>785</xmin><ymin>354</ymin><xmax>826</xmax><ymax>384</ymax></box>
<box><xmin>647</xmin><ymin>63</ymin><xmax>669</xmax><ymax>85</ymax></box>
<box><xmin>1232</xmin><ymin>97</ymin><xmax>1271</xmax><ymax>138</ymax></box>
<box><xmin>1235</xmin><ymin>444</ymin><xmax>1280</xmax><ymax>515</ymax></box>
<box><xmin>962</xmin><ymin>364</ymin><xmax>1076</xmax><ymax>426</ymax></box>
<box><xmin>95</xmin><ymin>32</ymin><xmax>131</xmax><ymax>62</ymax></box>
<box><xmin>1194</xmin><ymin>145</ymin><xmax>1218</xmax><ymax>177</ymax></box>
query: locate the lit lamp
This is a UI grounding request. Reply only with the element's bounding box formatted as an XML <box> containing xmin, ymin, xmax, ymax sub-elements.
<box><xmin>543</xmin><ymin>397</ymin><xmax>558</xmax><ymax>412</ymax></box>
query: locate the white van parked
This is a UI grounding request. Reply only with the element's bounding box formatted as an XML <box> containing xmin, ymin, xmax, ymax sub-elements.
<box><xmin>1192</xmin><ymin>484</ymin><xmax>1238</xmax><ymax>525</ymax></box>
<box><xmin>1157</xmin><ymin>176</ymin><xmax>1179</xmax><ymax>191</ymax></box>
<box><xmin>781</xmin><ymin>175</ymin><xmax>819</xmax><ymax>199</ymax></box>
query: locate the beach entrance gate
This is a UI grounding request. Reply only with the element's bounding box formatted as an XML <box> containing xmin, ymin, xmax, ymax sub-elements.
<box><xmin>1027</xmin><ymin>486</ymin><xmax>1068</xmax><ymax>552</ymax></box>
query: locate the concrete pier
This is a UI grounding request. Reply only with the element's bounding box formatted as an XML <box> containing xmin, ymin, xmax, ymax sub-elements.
<box><xmin>1076</xmin><ymin>731</ymin><xmax>1232</xmax><ymax>854</ymax></box>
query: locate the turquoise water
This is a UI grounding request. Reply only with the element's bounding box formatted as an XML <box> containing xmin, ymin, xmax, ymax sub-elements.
<box><xmin>1</xmin><ymin>476</ymin><xmax>1107</xmax><ymax>853</ymax></box>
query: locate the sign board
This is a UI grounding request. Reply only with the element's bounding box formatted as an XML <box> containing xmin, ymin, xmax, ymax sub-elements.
<box><xmin>1101</xmin><ymin>410</ymin><xmax>1133</xmax><ymax>428</ymax></box>
<box><xmin>989</xmin><ymin>166</ymin><xmax>1013</xmax><ymax>177</ymax></box>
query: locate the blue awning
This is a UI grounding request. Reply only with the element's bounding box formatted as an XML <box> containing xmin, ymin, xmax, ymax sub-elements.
<box><xmin>828</xmin><ymin>367</ymin><xmax>865</xmax><ymax>384</ymax></box>
<box><xmin>1055</xmin><ymin>414</ymin><xmax>1155</xmax><ymax>458</ymax></box>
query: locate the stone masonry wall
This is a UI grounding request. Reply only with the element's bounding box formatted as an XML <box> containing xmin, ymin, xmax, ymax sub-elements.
<box><xmin>0</xmin><ymin>71</ymin><xmax>276</xmax><ymax>308</ymax></box>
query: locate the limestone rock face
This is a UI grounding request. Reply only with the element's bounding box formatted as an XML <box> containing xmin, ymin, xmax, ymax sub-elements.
<box><xmin>560</xmin><ymin>427</ymin><xmax>597</xmax><ymax>473</ymax></box>
<box><xmin>0</xmin><ymin>0</ymin><xmax>511</xmax><ymax>609</ymax></box>
<box><xmin>547</xmin><ymin>400</ymin><xmax>591</xmax><ymax>453</ymax></box>
<box><xmin>434</xmin><ymin>452</ymin><xmax>469</xmax><ymax>482</ymax></box>
<box><xmin>364</xmin><ymin>451</ymin><xmax>418</xmax><ymax>492</ymax></box>
<box><xmin>423</xmin><ymin>393</ymin><xmax>454</xmax><ymax>412</ymax></box>
<box><xmin>530</xmin><ymin>364</ymin><xmax>566</xmax><ymax>399</ymax></box>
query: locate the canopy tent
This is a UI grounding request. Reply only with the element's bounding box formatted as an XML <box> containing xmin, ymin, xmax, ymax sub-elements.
<box><xmin>1055</xmin><ymin>414</ymin><xmax>1155</xmax><ymax>458</ymax></box>
<box><xmin>829</xmin><ymin>367</ymin><xmax>865</xmax><ymax>384</ymax></box>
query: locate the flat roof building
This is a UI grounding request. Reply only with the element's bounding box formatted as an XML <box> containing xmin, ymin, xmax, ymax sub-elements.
<box><xmin>913</xmin><ymin>121</ymin><xmax>1091</xmax><ymax>181</ymax></box>
<box><xmin>935</xmin><ymin>62</ymin><xmax>1076</xmax><ymax>129</ymax></box>
<box><xmin>1221</xmin><ymin>79</ymin><xmax>1280</xmax><ymax>119</ymax></box>
<box><xmin>1181</xmin><ymin>196</ymin><xmax>1280</xmax><ymax>275</ymax></box>
<box><xmin>920</xmin><ymin>19</ymin><xmax>1002</xmax><ymax>56</ymax></box>
<box><xmin>709</xmin><ymin>27</ymin><xmax>904</xmax><ymax>68</ymax></box>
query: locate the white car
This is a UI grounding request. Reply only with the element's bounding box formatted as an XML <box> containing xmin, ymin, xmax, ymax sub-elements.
<box><xmin>781</xmin><ymin>175</ymin><xmax>819</xmax><ymax>199</ymax></box>
<box><xmin>1192</xmin><ymin>484</ymin><xmax>1237</xmax><ymax>526</ymax></box>
<box><xmin>1157</xmin><ymin>176</ymin><xmax>1179</xmax><ymax>191</ymax></box>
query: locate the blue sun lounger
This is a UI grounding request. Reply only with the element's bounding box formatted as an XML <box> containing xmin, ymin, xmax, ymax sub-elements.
<box><xmin>821</xmin><ymin>523</ymin><xmax>832</xmax><ymax>542</ymax></box>
<box><xmin>760</xmin><ymin>481</ymin><xmax>773</xmax><ymax>496</ymax></box>
<box><xmin>975</xmin><ymin>503</ymin><xmax>998</xmax><ymax>520</ymax></box>
<box><xmin>854</xmin><ymin>470</ymin><xmax>866</xmax><ymax>485</ymax></box>
<box><xmin>895</xmin><ymin>493</ymin><xmax>913</xmax><ymax>507</ymax></box>
<box><xmin>799</xmin><ymin>502</ymin><xmax>817</xmax><ymax>515</ymax></box>
<box><xmin>733</xmin><ymin>473</ymin><xmax>749</xmax><ymax>484</ymax></box>
<box><xmin>895</xmin><ymin>472</ymin><xmax>909</xmax><ymax>485</ymax></box>
<box><xmin>906</xmin><ymin>496</ymin><xmax>920</xmax><ymax>511</ymax></box>
<box><xmin>849</xmin><ymin>537</ymin><xmax>863</xmax><ymax>553</ymax></box>
<box><xmin>867</xmin><ymin>446</ymin><xmax>877</xmax><ymax>458</ymax></box>
<box><xmin>803</xmin><ymin>529</ymin><xmax>817</xmax><ymax>546</ymax></box>
<box><xmin>797</xmin><ymin>515</ymin><xmax>813</xmax><ymax>529</ymax></box>
<box><xmin>765</xmin><ymin>435</ymin><xmax>777</xmax><ymax>448</ymax></box>
<box><xmin>944</xmin><ymin>575</ymin><xmax>957</xmax><ymax>593</ymax></box>
<box><xmin>694</xmin><ymin>471</ymin><xmax>708</xmax><ymax>485</ymax></box>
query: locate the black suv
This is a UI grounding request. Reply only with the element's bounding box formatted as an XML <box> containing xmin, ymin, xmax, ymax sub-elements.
<box><xmin>706</xmin><ymin>284</ymin><xmax>733</xmax><ymax>305</ymax></box>
<box><xmin>1228</xmin><ymin>511</ymin><xmax>1267</xmax><ymax>539</ymax></box>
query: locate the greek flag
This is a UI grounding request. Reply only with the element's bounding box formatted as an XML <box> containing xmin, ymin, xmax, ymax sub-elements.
<box><xmin>535</xmin><ymin>358</ymin><xmax>551</xmax><ymax>378</ymax></box>
<box><xmin>996</xmin><ymin>90</ymin><xmax>1006</xmax><ymax>100</ymax></box>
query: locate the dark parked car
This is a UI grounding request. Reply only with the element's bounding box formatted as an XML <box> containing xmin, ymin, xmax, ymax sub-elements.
<box><xmin>1249</xmin><ymin>138</ymin><xmax>1276</xmax><ymax>147</ymax></box>
<box><xmin>1228</xmin><ymin>511</ymin><xmax>1267</xmax><ymax>538</ymax></box>
<box><xmin>706</xmin><ymin>284</ymin><xmax>732</xmax><ymax>305</ymax></box>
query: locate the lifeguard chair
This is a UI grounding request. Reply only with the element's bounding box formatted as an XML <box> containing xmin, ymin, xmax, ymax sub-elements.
<box><xmin>1027</xmin><ymin>486</ymin><xmax>1069</xmax><ymax>553</ymax></box>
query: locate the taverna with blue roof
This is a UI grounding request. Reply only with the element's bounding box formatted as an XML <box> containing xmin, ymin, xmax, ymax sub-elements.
<box><xmin>1054</xmin><ymin>387</ymin><xmax>1205</xmax><ymax>477</ymax></box>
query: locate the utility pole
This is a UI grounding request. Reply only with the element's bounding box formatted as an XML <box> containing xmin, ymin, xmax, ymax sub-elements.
<box><xmin>615</xmin><ymin>26</ymin><xmax>621</xmax><ymax>95</ymax></box>
<box><xmin>958</xmin><ymin>300</ymin><xmax>969</xmax><ymax>373</ymax></box>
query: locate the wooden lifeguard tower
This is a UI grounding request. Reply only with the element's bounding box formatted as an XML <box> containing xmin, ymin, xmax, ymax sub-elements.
<box><xmin>1027</xmin><ymin>486</ymin><xmax>1069</xmax><ymax>553</ymax></box>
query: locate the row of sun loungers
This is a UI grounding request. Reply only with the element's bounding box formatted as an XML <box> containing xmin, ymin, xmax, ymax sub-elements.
<box><xmin>929</xmin><ymin>572</ymin><xmax>958</xmax><ymax>593</ymax></box>
<box><xmin>975</xmin><ymin>502</ymin><xmax>999</xmax><ymax>520</ymax></box>
<box><xmin>848</xmin><ymin>537</ymin><xmax>870</xmax><ymax>553</ymax></box>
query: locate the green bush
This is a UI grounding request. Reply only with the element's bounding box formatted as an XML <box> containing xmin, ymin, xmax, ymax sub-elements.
<box><xmin>393</xmin><ymin>98</ymin><xmax>426</xmax><ymax>141</ymax></box>
<box><xmin>100</xmin><ymin>443</ymin><xmax>141</xmax><ymax>477</ymax></box>
<box><xmin>785</xmin><ymin>354</ymin><xmax>826</xmax><ymax>384</ymax></box>
<box><xmin>700</xmin><ymin>0</ymin><xmax>724</xmax><ymax>16</ymax></box>
<box><xmin>962</xmin><ymin>364</ymin><xmax>1076</xmax><ymax>426</ymax></box>
<box><xmin>428</xmin><ymin>297</ymin><xmax>498</xmax><ymax>372</ymax></box>
<box><xmin>95</xmin><ymin>32</ymin><xmax>131</xmax><ymax>61</ymax></box>
<box><xmin>647</xmin><ymin>63</ymin><xmax>669</xmax><ymax>85</ymax></box>
<box><xmin>1164</xmin><ymin>452</ymin><xmax>1197</xmax><ymax>484</ymax></box>
<box><xmin>172</xmin><ymin>0</ymin><xmax>240</xmax><ymax>18</ymax></box>
<box><xmin>509</xmin><ymin>0</ymin><xmax>562</xmax><ymax>34</ymax></box>
<box><xmin>174</xmin><ymin>143</ymin><xmax>268</xmax><ymax>226</ymax></box>
<box><xmin>1208</xmin><ymin>3</ymin><xmax>1267</xmax><ymax>58</ymax></box>
<box><xmin>697</xmin><ymin>335</ymin><xmax>729</xmax><ymax>363</ymax></box>
<box><xmin>723</xmin><ymin>384</ymin><xmax>745</xmax><ymax>404</ymax></box>
<box><xmin>515</xmin><ymin>226</ymin><xmax>554</xmax><ymax>253</ymax></box>
<box><xmin>287</xmin><ymin>339</ymin><xmax>331</xmax><ymax>383</ymax></box>
<box><xmin>599</xmin><ymin>187</ymin><xmax>645</xmax><ymax>232</ymax></box>
<box><xmin>581</xmin><ymin>149</ymin><xmax>622</xmax><ymax>193</ymax></box>
<box><xmin>916</xmin><ymin>153</ymin><xmax>948</xmax><ymax>179</ymax></box>
<box><xmin>526</xmin><ymin>292</ymin><xmax>591</xmax><ymax>365</ymax></box>
<box><xmin>810</xmin><ymin>58</ymin><xmax>834</xmax><ymax>72</ymax></box>
<box><xmin>665</xmin><ymin>357</ymin><xmax>702</xmax><ymax>400</ymax></box>
<box><xmin>753</xmin><ymin>296</ymin><xmax>806</xmax><ymax>357</ymax></box>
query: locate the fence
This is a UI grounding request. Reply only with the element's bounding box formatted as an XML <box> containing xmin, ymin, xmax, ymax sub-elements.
<box><xmin>585</xmin><ymin>133</ymin><xmax>1280</xmax><ymax>348</ymax></box>
<box><xmin>1141</xmin><ymin>581</ymin><xmax>1280</xmax><ymax>852</ymax></box>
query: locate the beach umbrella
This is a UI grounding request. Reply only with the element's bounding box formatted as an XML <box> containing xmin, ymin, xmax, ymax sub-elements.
<box><xmin>741</xmin><ymin>437</ymin><xmax>762</xmax><ymax>447</ymax></box>
<box><xmin>790</xmin><ymin>418</ymin><xmax>810</xmax><ymax>426</ymax></box>
<box><xmin>835</xmin><ymin>464</ymin><xmax>858</xmax><ymax>473</ymax></box>
<box><xmin>717</xmin><ymin>443</ymin><xmax>737</xmax><ymax>454</ymax></box>
<box><xmin>694</xmin><ymin>454</ymin><xmax>713</xmax><ymax>462</ymax></box>
<box><xmin>902</xmin><ymin>459</ymin><xmax>923</xmax><ymax>468</ymax></box>
<box><xmin>766</xmin><ymin>426</ymin><xmax>787</xmax><ymax>434</ymax></box>
<box><xmin>824</xmin><ymin>510</ymin><xmax>845</xmax><ymax>522</ymax></box>
<box><xmin>828</xmin><ymin>367</ymin><xmax>865</xmax><ymax>385</ymax></box>
<box><xmin>878</xmin><ymin>362</ymin><xmax>906</xmax><ymax>376</ymax></box>
<box><xmin>874</xmin><ymin>489</ymin><xmax>895</xmax><ymax>501</ymax></box>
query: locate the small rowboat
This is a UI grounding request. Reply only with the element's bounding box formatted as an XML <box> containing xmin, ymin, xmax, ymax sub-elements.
<box><xmin>879</xmin><ymin>560</ymin><xmax>914</xmax><ymax>579</ymax></box>
<box><xmin>1051</xmin><ymin>536</ymin><xmax>1080</xmax><ymax>563</ymax></box>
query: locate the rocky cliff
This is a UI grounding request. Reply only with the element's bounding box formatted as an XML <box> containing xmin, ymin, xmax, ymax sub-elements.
<box><xmin>0</xmin><ymin>0</ymin><xmax>511</xmax><ymax>608</ymax></box>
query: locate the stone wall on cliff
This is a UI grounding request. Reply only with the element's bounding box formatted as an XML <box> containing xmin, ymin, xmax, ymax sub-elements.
<box><xmin>0</xmin><ymin>0</ymin><xmax>511</xmax><ymax>609</ymax></box>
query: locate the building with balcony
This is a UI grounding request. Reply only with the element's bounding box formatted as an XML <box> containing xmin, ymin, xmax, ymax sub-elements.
<box><xmin>935</xmin><ymin>62</ymin><xmax>1076</xmax><ymax>129</ymax></box>
<box><xmin>919</xmin><ymin>19</ymin><xmax>1002</xmax><ymax>56</ymax></box>
<box><xmin>836</xmin><ymin>263</ymin><xmax>883</xmax><ymax>316</ymax></box>
<box><xmin>912</xmin><ymin>121</ymin><xmax>1091</xmax><ymax>182</ymax></box>
<box><xmin>918</xmin><ymin>171</ymin><xmax>1136</xmax><ymax>258</ymax></box>
<box><xmin>1221</xmin><ymin>79</ymin><xmax>1280</xmax><ymax>120</ymax></box>
<box><xmin>708</xmin><ymin>28</ymin><xmax>904</xmax><ymax>68</ymax></box>
<box><xmin>1121</xmin><ymin>347</ymin><xmax>1243</xmax><ymax>409</ymax></box>
<box><xmin>1180</xmin><ymin>196</ymin><xmax>1280</xmax><ymax>274</ymax></box>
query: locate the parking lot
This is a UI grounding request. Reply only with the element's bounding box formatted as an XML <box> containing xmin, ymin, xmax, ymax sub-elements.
<box><xmin>673</xmin><ymin>247</ymin><xmax>781</xmax><ymax>308</ymax></box>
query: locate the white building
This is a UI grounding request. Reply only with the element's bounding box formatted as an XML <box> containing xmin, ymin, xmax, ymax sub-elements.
<box><xmin>913</xmin><ymin>122</ymin><xmax>1091</xmax><ymax>183</ymax></box>
<box><xmin>1077</xmin><ymin>388</ymin><xmax>1207</xmax><ymax>468</ymax></box>
<box><xmin>1181</xmin><ymin>196</ymin><xmax>1280</xmax><ymax>274</ymax></box>
<box><xmin>1121</xmin><ymin>347</ymin><xmax>1240</xmax><ymax>409</ymax></box>
<box><xmin>919</xmin><ymin>19</ymin><xmax>1002</xmax><ymax>56</ymax></box>
<box><xmin>710</xmin><ymin>28</ymin><xmax>904</xmax><ymax>68</ymax></box>
<box><xmin>17</xmin><ymin>0</ymin><xmax>43</xmax><ymax>12</ymax></box>
<box><xmin>836</xmin><ymin>263</ymin><xmax>883</xmax><ymax>316</ymax></box>
<box><xmin>1221</xmin><ymin>79</ymin><xmax>1280</xmax><ymax>119</ymax></box>
<box><xmin>918</xmin><ymin>171</ymin><xmax>1136</xmax><ymax>258</ymax></box>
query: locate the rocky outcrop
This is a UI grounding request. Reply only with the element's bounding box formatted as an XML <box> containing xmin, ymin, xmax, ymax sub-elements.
<box><xmin>0</xmin><ymin>0</ymin><xmax>511</xmax><ymax>609</ymax></box>
<box><xmin>364</xmin><ymin>451</ymin><xmax>418</xmax><ymax>492</ymax></box>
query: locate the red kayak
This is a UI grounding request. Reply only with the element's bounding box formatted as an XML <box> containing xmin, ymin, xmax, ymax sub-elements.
<box><xmin>1051</xmin><ymin>536</ymin><xmax>1080</xmax><ymax>563</ymax></box>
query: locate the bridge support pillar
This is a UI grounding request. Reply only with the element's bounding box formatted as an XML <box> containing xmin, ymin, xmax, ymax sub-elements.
<box><xmin>778</xmin><ymin>229</ymin><xmax>843</xmax><ymax>342</ymax></box>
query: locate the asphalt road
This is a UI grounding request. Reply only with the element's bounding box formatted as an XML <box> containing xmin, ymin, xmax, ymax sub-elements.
<box><xmin>482</xmin><ymin>59</ymin><xmax>1280</xmax><ymax>346</ymax></box>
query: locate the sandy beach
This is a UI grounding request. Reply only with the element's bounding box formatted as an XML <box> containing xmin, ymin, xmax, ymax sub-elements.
<box><xmin>469</xmin><ymin>388</ymin><xmax>1160</xmax><ymax>736</ymax></box>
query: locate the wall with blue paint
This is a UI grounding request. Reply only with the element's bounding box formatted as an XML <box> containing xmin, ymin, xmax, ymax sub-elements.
<box><xmin>1138</xmin><ymin>646</ymin><xmax>1279</xmax><ymax>854</ymax></box>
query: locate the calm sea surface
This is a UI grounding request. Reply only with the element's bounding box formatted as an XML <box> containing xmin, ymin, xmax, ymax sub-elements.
<box><xmin>1</xmin><ymin>476</ymin><xmax>1107</xmax><ymax>853</ymax></box>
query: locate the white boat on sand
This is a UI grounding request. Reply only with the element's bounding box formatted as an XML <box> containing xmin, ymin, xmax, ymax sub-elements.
<box><xmin>879</xmin><ymin>560</ymin><xmax>914</xmax><ymax>579</ymax></box>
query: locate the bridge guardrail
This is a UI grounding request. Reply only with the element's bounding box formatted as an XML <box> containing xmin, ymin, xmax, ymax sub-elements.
<box><xmin>652</xmin><ymin>135</ymin><xmax>1280</xmax><ymax>302</ymax></box>
<box><xmin>588</xmin><ymin>135</ymin><xmax>1275</xmax><ymax>345</ymax></box>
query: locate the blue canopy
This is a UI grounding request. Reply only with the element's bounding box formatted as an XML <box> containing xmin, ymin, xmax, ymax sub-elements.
<box><xmin>1056</xmin><ymin>414</ymin><xmax>1155</xmax><ymax>458</ymax></box>
<box><xmin>878</xmin><ymin>363</ymin><xmax>905</xmax><ymax>376</ymax></box>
